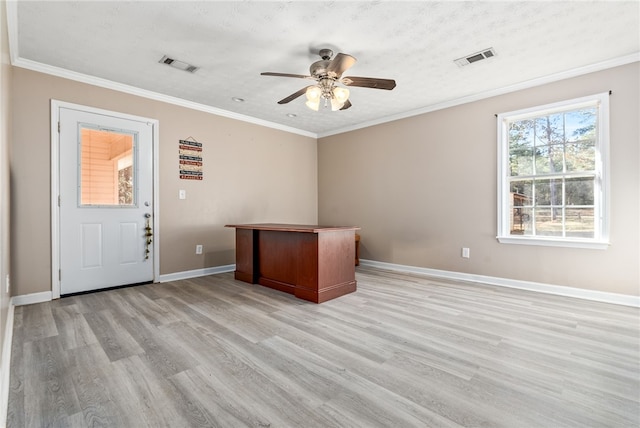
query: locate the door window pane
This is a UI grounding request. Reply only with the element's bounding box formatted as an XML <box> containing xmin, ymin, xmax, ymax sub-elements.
<box><xmin>80</xmin><ymin>127</ymin><xmax>136</xmax><ymax>206</ymax></box>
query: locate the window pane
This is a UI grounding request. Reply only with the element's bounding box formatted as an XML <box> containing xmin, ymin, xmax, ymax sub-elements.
<box><xmin>510</xmin><ymin>180</ymin><xmax>533</xmax><ymax>203</ymax></box>
<box><xmin>565</xmin><ymin>108</ymin><xmax>596</xmax><ymax>143</ymax></box>
<box><xmin>565</xmin><ymin>177</ymin><xmax>594</xmax><ymax>205</ymax></box>
<box><xmin>535</xmin><ymin>114</ymin><xmax>563</xmax><ymax>146</ymax></box>
<box><xmin>510</xmin><ymin>180</ymin><xmax>532</xmax><ymax>234</ymax></box>
<box><xmin>509</xmin><ymin>120</ymin><xmax>534</xmax><ymax>176</ymax></box>
<box><xmin>535</xmin><ymin>179</ymin><xmax>562</xmax><ymax>206</ymax></box>
<box><xmin>534</xmin><ymin>207</ymin><xmax>562</xmax><ymax>236</ymax></box>
<box><xmin>535</xmin><ymin>146</ymin><xmax>549</xmax><ymax>173</ymax></box>
<box><xmin>534</xmin><ymin>145</ymin><xmax>563</xmax><ymax>174</ymax></box>
<box><xmin>510</xmin><ymin>206</ymin><xmax>532</xmax><ymax>235</ymax></box>
<box><xmin>80</xmin><ymin>127</ymin><xmax>135</xmax><ymax>206</ymax></box>
<box><xmin>550</xmin><ymin>145</ymin><xmax>564</xmax><ymax>173</ymax></box>
<box><xmin>565</xmin><ymin>141</ymin><xmax>595</xmax><ymax>172</ymax></box>
<box><xmin>118</xmin><ymin>165</ymin><xmax>133</xmax><ymax>204</ymax></box>
<box><xmin>565</xmin><ymin>208</ymin><xmax>594</xmax><ymax>238</ymax></box>
<box><xmin>510</xmin><ymin>150</ymin><xmax>534</xmax><ymax>176</ymax></box>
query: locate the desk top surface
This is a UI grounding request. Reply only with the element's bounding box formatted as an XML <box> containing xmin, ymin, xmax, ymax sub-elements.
<box><xmin>225</xmin><ymin>223</ymin><xmax>360</xmax><ymax>233</ymax></box>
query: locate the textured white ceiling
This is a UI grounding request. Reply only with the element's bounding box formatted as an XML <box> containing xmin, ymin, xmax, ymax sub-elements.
<box><xmin>10</xmin><ymin>1</ymin><xmax>640</xmax><ymax>136</ymax></box>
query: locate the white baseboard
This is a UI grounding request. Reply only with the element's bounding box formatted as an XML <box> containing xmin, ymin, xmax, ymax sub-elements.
<box><xmin>359</xmin><ymin>259</ymin><xmax>640</xmax><ymax>307</ymax></box>
<box><xmin>9</xmin><ymin>266</ymin><xmax>236</xmax><ymax>305</ymax></box>
<box><xmin>157</xmin><ymin>264</ymin><xmax>236</xmax><ymax>283</ymax></box>
<box><xmin>8</xmin><ymin>263</ymin><xmax>636</xmax><ymax>307</ymax></box>
<box><xmin>11</xmin><ymin>291</ymin><xmax>52</xmax><ymax>307</ymax></box>
<box><xmin>0</xmin><ymin>301</ymin><xmax>15</xmax><ymax>427</ymax></box>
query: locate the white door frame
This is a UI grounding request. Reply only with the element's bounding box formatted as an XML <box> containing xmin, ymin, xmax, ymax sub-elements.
<box><xmin>51</xmin><ymin>100</ymin><xmax>160</xmax><ymax>298</ymax></box>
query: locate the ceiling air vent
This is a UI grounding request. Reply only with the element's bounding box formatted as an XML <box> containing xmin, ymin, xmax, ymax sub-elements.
<box><xmin>159</xmin><ymin>55</ymin><xmax>199</xmax><ymax>73</ymax></box>
<box><xmin>454</xmin><ymin>48</ymin><xmax>497</xmax><ymax>67</ymax></box>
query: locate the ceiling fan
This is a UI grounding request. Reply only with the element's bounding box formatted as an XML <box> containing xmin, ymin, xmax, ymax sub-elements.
<box><xmin>261</xmin><ymin>48</ymin><xmax>396</xmax><ymax>111</ymax></box>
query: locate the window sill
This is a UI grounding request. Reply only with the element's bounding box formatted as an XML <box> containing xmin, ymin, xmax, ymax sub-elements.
<box><xmin>497</xmin><ymin>236</ymin><xmax>609</xmax><ymax>250</ymax></box>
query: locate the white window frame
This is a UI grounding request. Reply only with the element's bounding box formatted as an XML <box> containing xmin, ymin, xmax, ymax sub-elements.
<box><xmin>496</xmin><ymin>93</ymin><xmax>610</xmax><ymax>249</ymax></box>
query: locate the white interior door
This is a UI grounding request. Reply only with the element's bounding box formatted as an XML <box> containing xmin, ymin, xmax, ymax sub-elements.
<box><xmin>59</xmin><ymin>106</ymin><xmax>154</xmax><ymax>295</ymax></box>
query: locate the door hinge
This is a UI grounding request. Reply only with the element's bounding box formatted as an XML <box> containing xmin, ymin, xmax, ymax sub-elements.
<box><xmin>58</xmin><ymin>195</ymin><xmax>61</xmax><ymax>207</ymax></box>
<box><xmin>58</xmin><ymin>121</ymin><xmax>60</xmax><ymax>133</ymax></box>
<box><xmin>59</xmin><ymin>269</ymin><xmax>61</xmax><ymax>281</ymax></box>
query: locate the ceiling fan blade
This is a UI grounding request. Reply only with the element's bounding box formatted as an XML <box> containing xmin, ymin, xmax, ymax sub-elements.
<box><xmin>340</xmin><ymin>99</ymin><xmax>352</xmax><ymax>110</ymax></box>
<box><xmin>326</xmin><ymin>53</ymin><xmax>356</xmax><ymax>77</ymax></box>
<box><xmin>277</xmin><ymin>86</ymin><xmax>313</xmax><ymax>104</ymax></box>
<box><xmin>261</xmin><ymin>72</ymin><xmax>314</xmax><ymax>79</ymax></box>
<box><xmin>341</xmin><ymin>76</ymin><xmax>396</xmax><ymax>90</ymax></box>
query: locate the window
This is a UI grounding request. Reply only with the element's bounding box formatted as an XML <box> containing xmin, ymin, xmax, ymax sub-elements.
<box><xmin>79</xmin><ymin>126</ymin><xmax>136</xmax><ymax>206</ymax></box>
<box><xmin>497</xmin><ymin>93</ymin><xmax>609</xmax><ymax>249</ymax></box>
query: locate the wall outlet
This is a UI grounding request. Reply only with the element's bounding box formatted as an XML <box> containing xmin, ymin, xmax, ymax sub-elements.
<box><xmin>179</xmin><ymin>189</ymin><xmax>186</xmax><ymax>200</ymax></box>
<box><xmin>462</xmin><ymin>247</ymin><xmax>470</xmax><ymax>258</ymax></box>
<box><xmin>196</xmin><ymin>244</ymin><xmax>203</xmax><ymax>255</ymax></box>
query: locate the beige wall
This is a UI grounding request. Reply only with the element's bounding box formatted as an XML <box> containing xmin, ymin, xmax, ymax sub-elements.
<box><xmin>7</xmin><ymin>60</ymin><xmax>639</xmax><ymax>298</ymax></box>
<box><xmin>11</xmin><ymin>68</ymin><xmax>317</xmax><ymax>296</ymax></box>
<box><xmin>319</xmin><ymin>62</ymin><xmax>639</xmax><ymax>297</ymax></box>
<box><xmin>1</xmin><ymin>0</ymin><xmax>13</xmax><ymax>379</ymax></box>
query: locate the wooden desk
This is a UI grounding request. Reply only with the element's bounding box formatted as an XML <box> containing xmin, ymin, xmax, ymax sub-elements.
<box><xmin>225</xmin><ymin>223</ymin><xmax>360</xmax><ymax>303</ymax></box>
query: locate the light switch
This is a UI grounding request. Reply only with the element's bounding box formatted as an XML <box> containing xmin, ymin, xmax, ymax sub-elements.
<box><xmin>179</xmin><ymin>190</ymin><xmax>186</xmax><ymax>200</ymax></box>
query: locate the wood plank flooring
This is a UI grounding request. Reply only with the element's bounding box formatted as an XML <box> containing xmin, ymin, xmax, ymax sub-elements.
<box><xmin>8</xmin><ymin>267</ymin><xmax>640</xmax><ymax>427</ymax></box>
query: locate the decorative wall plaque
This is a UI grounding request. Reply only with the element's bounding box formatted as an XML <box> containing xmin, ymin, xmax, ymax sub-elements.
<box><xmin>179</xmin><ymin>138</ymin><xmax>203</xmax><ymax>180</ymax></box>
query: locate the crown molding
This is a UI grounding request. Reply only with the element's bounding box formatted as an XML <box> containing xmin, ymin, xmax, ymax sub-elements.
<box><xmin>5</xmin><ymin>1</ymin><xmax>316</xmax><ymax>137</ymax></box>
<box><xmin>14</xmin><ymin>57</ymin><xmax>318</xmax><ymax>138</ymax></box>
<box><xmin>7</xmin><ymin>1</ymin><xmax>638</xmax><ymax>139</ymax></box>
<box><xmin>317</xmin><ymin>52</ymin><xmax>640</xmax><ymax>138</ymax></box>
<box><xmin>5</xmin><ymin>0</ymin><xmax>19</xmax><ymax>65</ymax></box>
<box><xmin>11</xmin><ymin>52</ymin><xmax>638</xmax><ymax>140</ymax></box>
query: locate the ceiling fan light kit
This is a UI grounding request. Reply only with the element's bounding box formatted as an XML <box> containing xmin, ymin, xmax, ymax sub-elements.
<box><xmin>261</xmin><ymin>48</ymin><xmax>396</xmax><ymax>112</ymax></box>
<box><xmin>305</xmin><ymin>80</ymin><xmax>350</xmax><ymax>111</ymax></box>
<box><xmin>305</xmin><ymin>86</ymin><xmax>322</xmax><ymax>111</ymax></box>
<box><xmin>332</xmin><ymin>86</ymin><xmax>350</xmax><ymax>109</ymax></box>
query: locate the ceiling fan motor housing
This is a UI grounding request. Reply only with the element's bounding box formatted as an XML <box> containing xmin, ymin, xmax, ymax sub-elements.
<box><xmin>310</xmin><ymin>48</ymin><xmax>340</xmax><ymax>79</ymax></box>
<box><xmin>318</xmin><ymin>48</ymin><xmax>333</xmax><ymax>60</ymax></box>
<box><xmin>309</xmin><ymin>60</ymin><xmax>334</xmax><ymax>79</ymax></box>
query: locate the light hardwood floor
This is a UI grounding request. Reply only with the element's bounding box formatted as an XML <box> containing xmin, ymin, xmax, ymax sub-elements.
<box><xmin>8</xmin><ymin>267</ymin><xmax>640</xmax><ymax>427</ymax></box>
